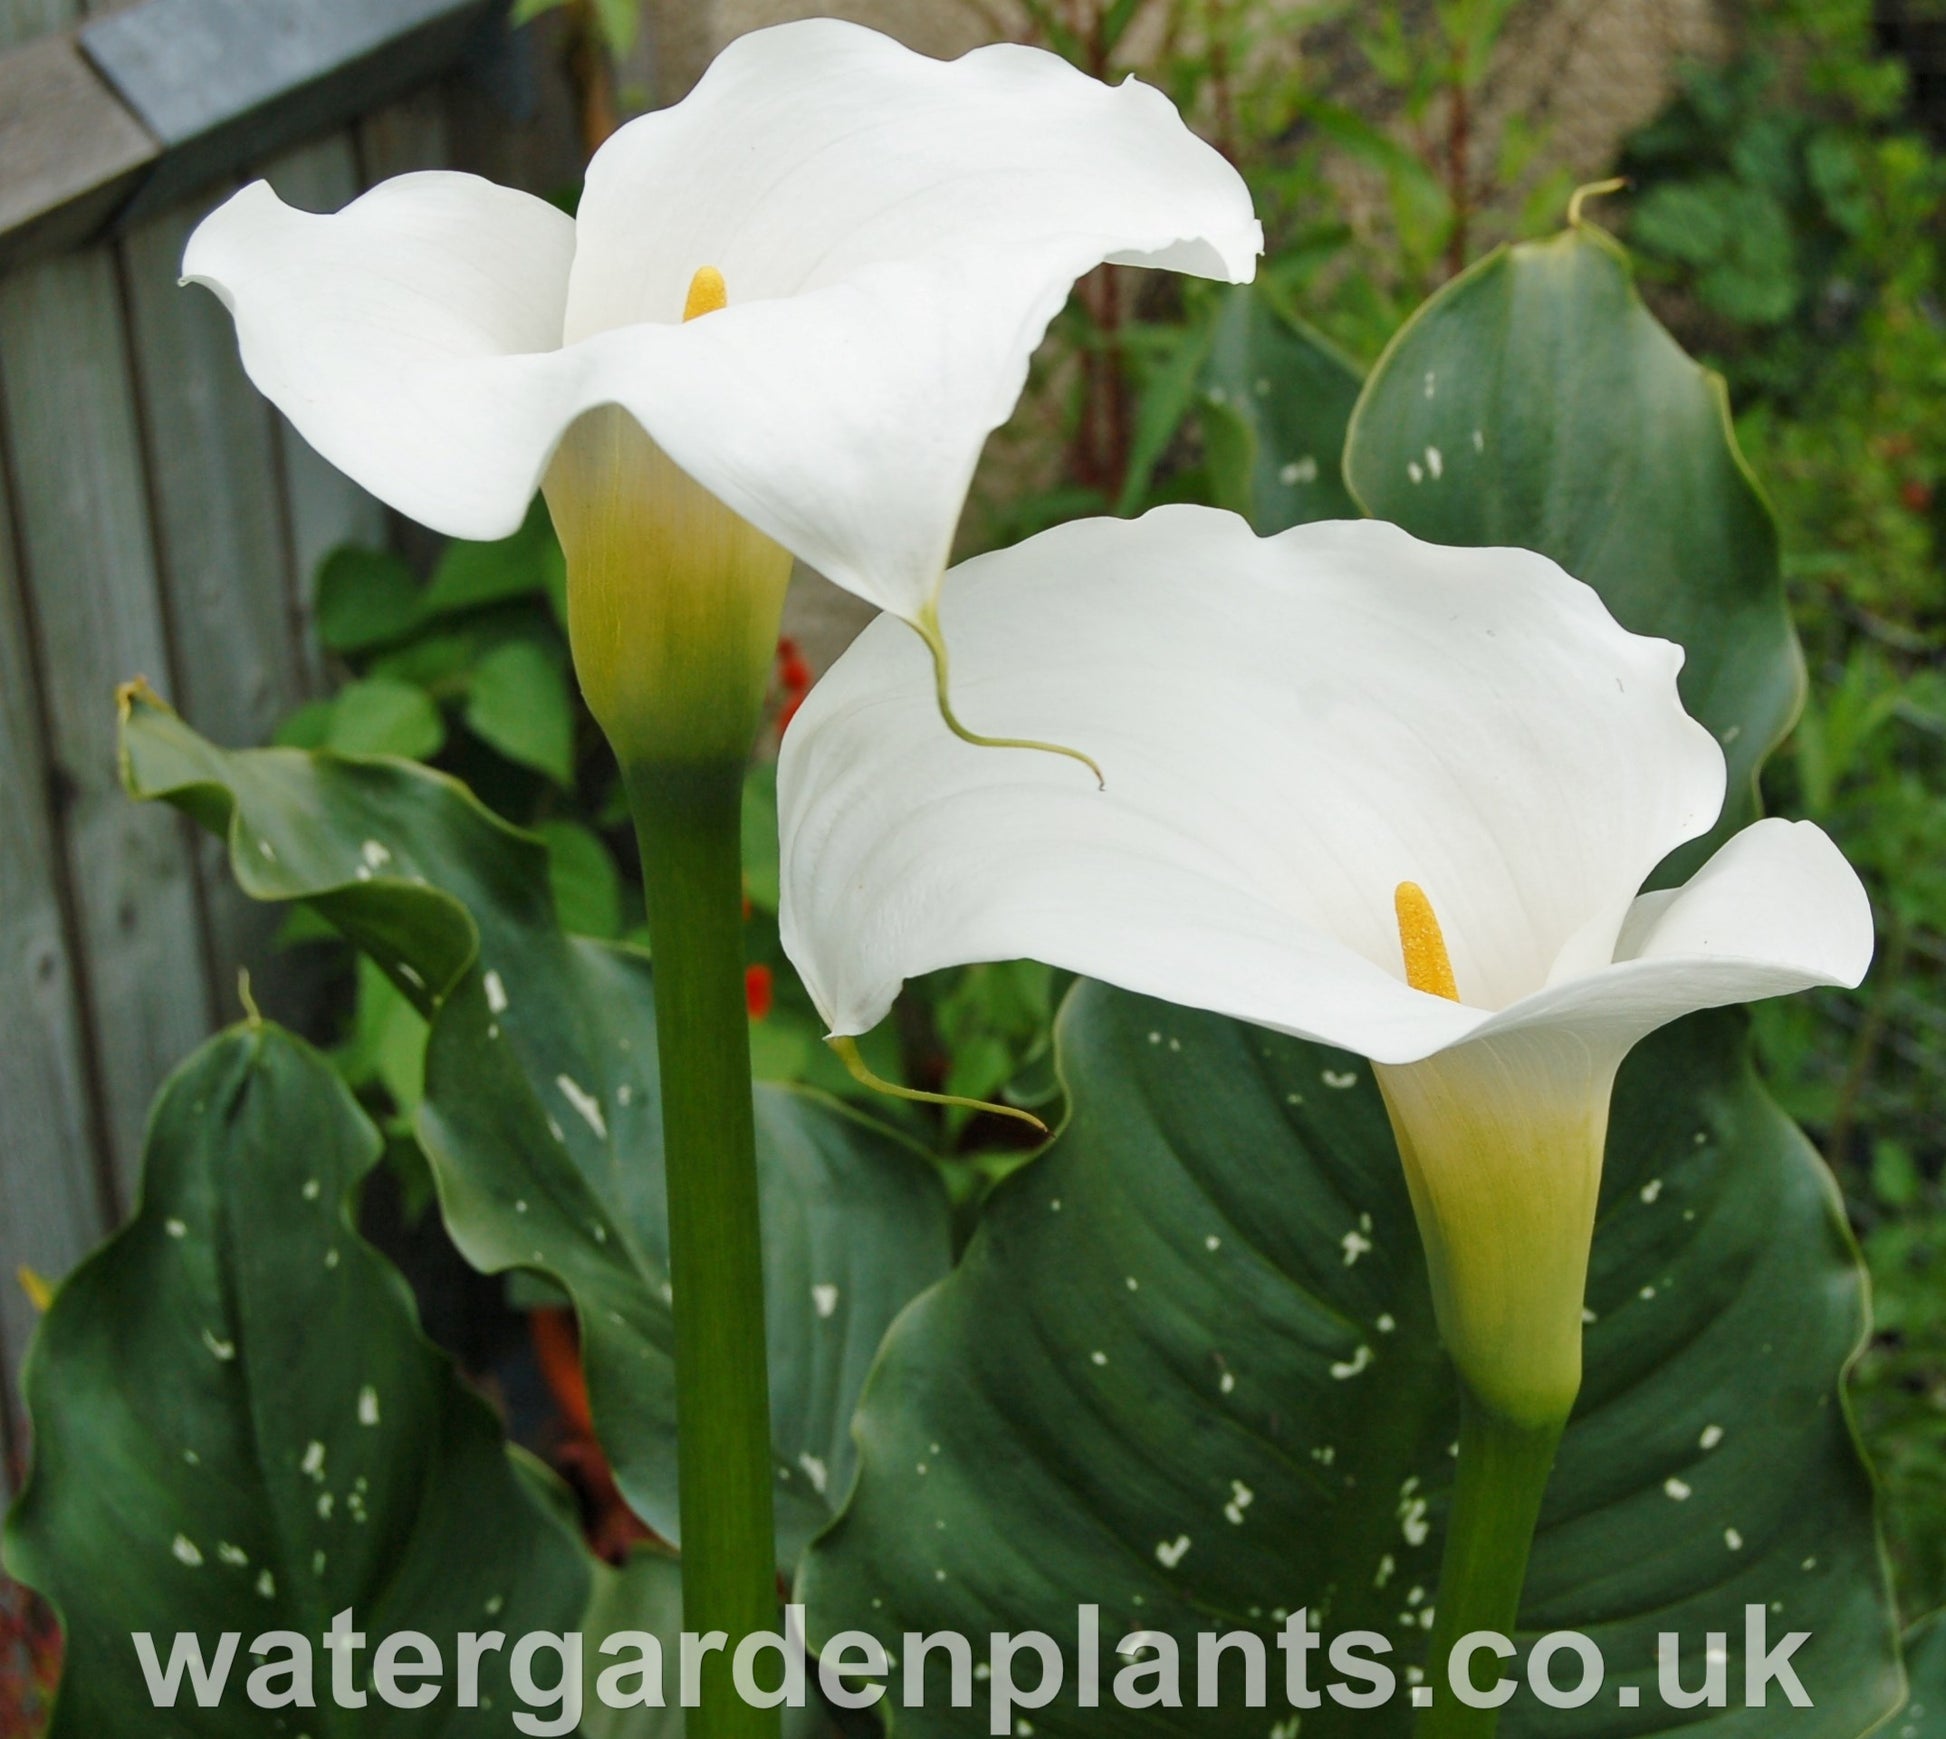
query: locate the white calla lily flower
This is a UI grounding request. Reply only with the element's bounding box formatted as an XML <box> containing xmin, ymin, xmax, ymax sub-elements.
<box><xmin>778</xmin><ymin>506</ymin><xmax>1873</xmax><ymax>1424</ymax></box>
<box><xmin>183</xmin><ymin>19</ymin><xmax>1260</xmax><ymax>763</ymax></box>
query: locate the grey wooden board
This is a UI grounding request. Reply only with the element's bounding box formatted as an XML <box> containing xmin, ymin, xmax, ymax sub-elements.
<box><xmin>81</xmin><ymin>0</ymin><xmax>493</xmax><ymax>220</ymax></box>
<box><xmin>0</xmin><ymin>452</ymin><xmax>111</xmax><ymax>1498</ymax></box>
<box><xmin>119</xmin><ymin>186</ymin><xmax>317</xmax><ymax>1022</ymax></box>
<box><xmin>257</xmin><ymin>130</ymin><xmax>387</xmax><ymax>684</ymax></box>
<box><xmin>358</xmin><ymin>76</ymin><xmax>452</xmax><ymax>182</ymax></box>
<box><xmin>0</xmin><ymin>244</ymin><xmax>215</xmax><ymax>1207</ymax></box>
<box><xmin>0</xmin><ymin>0</ymin><xmax>72</xmax><ymax>50</ymax></box>
<box><xmin>0</xmin><ymin>30</ymin><xmax>157</xmax><ymax>271</ymax></box>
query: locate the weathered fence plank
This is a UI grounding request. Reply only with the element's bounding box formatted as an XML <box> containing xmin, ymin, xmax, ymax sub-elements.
<box><xmin>82</xmin><ymin>0</ymin><xmax>492</xmax><ymax>220</ymax></box>
<box><xmin>0</xmin><ymin>245</ymin><xmax>215</xmax><ymax>1207</ymax></box>
<box><xmin>119</xmin><ymin>187</ymin><xmax>316</xmax><ymax>1016</ymax></box>
<box><xmin>0</xmin><ymin>464</ymin><xmax>112</xmax><ymax>1497</ymax></box>
<box><xmin>0</xmin><ymin>28</ymin><xmax>157</xmax><ymax>270</ymax></box>
<box><xmin>257</xmin><ymin>131</ymin><xmax>388</xmax><ymax>678</ymax></box>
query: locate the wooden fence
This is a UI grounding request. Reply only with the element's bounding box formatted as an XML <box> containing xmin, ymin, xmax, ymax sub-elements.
<box><xmin>0</xmin><ymin>0</ymin><xmax>582</xmax><ymax>1495</ymax></box>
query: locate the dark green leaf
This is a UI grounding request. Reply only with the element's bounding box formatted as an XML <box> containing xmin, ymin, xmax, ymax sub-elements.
<box><xmin>1344</xmin><ymin>223</ymin><xmax>1803</xmax><ymax>879</ymax></box>
<box><xmin>463</xmin><ymin>640</ymin><xmax>575</xmax><ymax>786</ymax></box>
<box><xmin>2</xmin><ymin>1021</ymin><xmax>590</xmax><ymax>1732</ymax></box>
<box><xmin>800</xmin><ymin>987</ymin><xmax>1901</xmax><ymax>1736</ymax></box>
<box><xmin>535</xmin><ymin>818</ymin><xmax>625</xmax><ymax>941</ymax></box>
<box><xmin>1199</xmin><ymin>283</ymin><xmax>1362</xmax><ymax>530</ymax></box>
<box><xmin>315</xmin><ymin>547</ymin><xmax>424</xmax><ymax>654</ymax></box>
<box><xmin>1897</xmin><ymin>1610</ymin><xmax>1946</xmax><ymax>1735</ymax></box>
<box><xmin>120</xmin><ymin>691</ymin><xmax>955</xmax><ymax>1570</ymax></box>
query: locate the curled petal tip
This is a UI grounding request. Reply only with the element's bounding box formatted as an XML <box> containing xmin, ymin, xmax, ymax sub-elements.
<box><xmin>827</xmin><ymin>1037</ymin><xmax>1049</xmax><ymax>1136</ymax></box>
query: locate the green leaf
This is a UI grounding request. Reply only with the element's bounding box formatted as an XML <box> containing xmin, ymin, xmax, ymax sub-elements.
<box><xmin>314</xmin><ymin>547</ymin><xmax>425</xmax><ymax>653</ymax></box>
<box><xmin>1199</xmin><ymin>283</ymin><xmax>1362</xmax><ymax>531</ymax></box>
<box><xmin>1344</xmin><ymin>223</ymin><xmax>1803</xmax><ymax>880</ymax></box>
<box><xmin>422</xmin><ymin>504</ymin><xmax>557</xmax><ymax>617</ymax></box>
<box><xmin>463</xmin><ymin>639</ymin><xmax>575</xmax><ymax>786</ymax></box>
<box><xmin>800</xmin><ymin>986</ymin><xmax>1901</xmax><ymax>1735</ymax></box>
<box><xmin>535</xmin><ymin>818</ymin><xmax>625</xmax><ymax>940</ymax></box>
<box><xmin>591</xmin><ymin>0</ymin><xmax>638</xmax><ymax>53</ymax></box>
<box><xmin>1630</xmin><ymin>179</ymin><xmax>1737</xmax><ymax>268</ymax></box>
<box><xmin>335</xmin><ymin>952</ymin><xmax>429</xmax><ymax>1114</ymax></box>
<box><xmin>326</xmin><ymin>676</ymin><xmax>446</xmax><ymax>761</ymax></box>
<box><xmin>1897</xmin><ymin>1610</ymin><xmax>1946</xmax><ymax>1735</ymax></box>
<box><xmin>271</xmin><ymin>697</ymin><xmax>334</xmax><ymax>750</ymax></box>
<box><xmin>2</xmin><ymin>1020</ymin><xmax>590</xmax><ymax>1732</ymax></box>
<box><xmin>1116</xmin><ymin>307</ymin><xmax>1220</xmax><ymax>515</ymax></box>
<box><xmin>119</xmin><ymin>689</ymin><xmax>955</xmax><ymax>1570</ymax></box>
<box><xmin>742</xmin><ymin>762</ymin><xmax>782</xmax><ymax>915</ymax></box>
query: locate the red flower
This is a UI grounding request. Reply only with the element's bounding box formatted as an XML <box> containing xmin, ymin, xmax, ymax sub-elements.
<box><xmin>745</xmin><ymin>963</ymin><xmax>775</xmax><ymax>1021</ymax></box>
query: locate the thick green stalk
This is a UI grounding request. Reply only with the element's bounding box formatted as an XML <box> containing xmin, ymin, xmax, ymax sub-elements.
<box><xmin>628</xmin><ymin>759</ymin><xmax>780</xmax><ymax>1739</ymax></box>
<box><xmin>1415</xmin><ymin>1394</ymin><xmax>1565</xmax><ymax>1739</ymax></box>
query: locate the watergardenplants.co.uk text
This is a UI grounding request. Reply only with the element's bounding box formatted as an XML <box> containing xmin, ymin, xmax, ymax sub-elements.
<box><xmin>133</xmin><ymin>1602</ymin><xmax>1818</xmax><ymax>1732</ymax></box>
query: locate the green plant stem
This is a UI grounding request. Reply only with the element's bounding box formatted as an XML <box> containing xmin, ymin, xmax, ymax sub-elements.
<box><xmin>627</xmin><ymin>759</ymin><xmax>780</xmax><ymax>1739</ymax></box>
<box><xmin>1416</xmin><ymin>1394</ymin><xmax>1565</xmax><ymax>1739</ymax></box>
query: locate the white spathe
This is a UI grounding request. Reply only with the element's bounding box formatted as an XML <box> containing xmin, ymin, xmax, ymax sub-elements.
<box><xmin>777</xmin><ymin>507</ymin><xmax>1873</xmax><ymax>1424</ymax></box>
<box><xmin>180</xmin><ymin>19</ymin><xmax>1261</xmax><ymax>630</ymax></box>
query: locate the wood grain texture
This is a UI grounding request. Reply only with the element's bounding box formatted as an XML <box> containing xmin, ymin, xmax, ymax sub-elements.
<box><xmin>358</xmin><ymin>76</ymin><xmax>451</xmax><ymax>181</ymax></box>
<box><xmin>257</xmin><ymin>130</ymin><xmax>386</xmax><ymax>682</ymax></box>
<box><xmin>81</xmin><ymin>0</ymin><xmax>492</xmax><ymax>221</ymax></box>
<box><xmin>120</xmin><ymin>187</ymin><xmax>316</xmax><ymax>1018</ymax></box>
<box><xmin>0</xmin><ymin>245</ymin><xmax>214</xmax><ymax>1207</ymax></box>
<box><xmin>0</xmin><ymin>455</ymin><xmax>111</xmax><ymax>1496</ymax></box>
<box><xmin>0</xmin><ymin>30</ymin><xmax>157</xmax><ymax>271</ymax></box>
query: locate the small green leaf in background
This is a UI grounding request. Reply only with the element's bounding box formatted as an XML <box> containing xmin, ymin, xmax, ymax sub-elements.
<box><xmin>463</xmin><ymin>639</ymin><xmax>575</xmax><ymax>786</ymax></box>
<box><xmin>535</xmin><ymin>818</ymin><xmax>624</xmax><ymax>940</ymax></box>
<box><xmin>1115</xmin><ymin>306</ymin><xmax>1220</xmax><ymax>514</ymax></box>
<box><xmin>742</xmin><ymin>763</ymin><xmax>782</xmax><ymax>915</ymax></box>
<box><xmin>314</xmin><ymin>547</ymin><xmax>424</xmax><ymax>653</ymax></box>
<box><xmin>422</xmin><ymin>502</ymin><xmax>557</xmax><ymax>617</ymax></box>
<box><xmin>335</xmin><ymin>953</ymin><xmax>429</xmax><ymax>1115</ymax></box>
<box><xmin>2</xmin><ymin>1020</ymin><xmax>590</xmax><ymax>1733</ymax></box>
<box><xmin>512</xmin><ymin>0</ymin><xmax>636</xmax><ymax>53</ymax></box>
<box><xmin>324</xmin><ymin>676</ymin><xmax>447</xmax><ymax>761</ymax></box>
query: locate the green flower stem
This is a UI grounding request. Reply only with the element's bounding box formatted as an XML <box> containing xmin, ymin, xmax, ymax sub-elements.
<box><xmin>1416</xmin><ymin>1394</ymin><xmax>1566</xmax><ymax>1739</ymax></box>
<box><xmin>627</xmin><ymin>758</ymin><xmax>780</xmax><ymax>1739</ymax></box>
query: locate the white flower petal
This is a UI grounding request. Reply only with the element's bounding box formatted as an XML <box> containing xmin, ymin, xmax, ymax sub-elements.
<box><xmin>185</xmin><ymin>22</ymin><xmax>1258</xmax><ymax>619</ymax></box>
<box><xmin>780</xmin><ymin>507</ymin><xmax>1729</xmax><ymax>1058</ymax></box>
<box><xmin>559</xmin><ymin>20</ymin><xmax>1259</xmax><ymax>619</ymax></box>
<box><xmin>182</xmin><ymin>174</ymin><xmax>578</xmax><ymax>539</ymax></box>
<box><xmin>563</xmin><ymin>19</ymin><xmax>1260</xmax><ymax>334</ymax></box>
<box><xmin>1465</xmin><ymin>817</ymin><xmax>1873</xmax><ymax>1054</ymax></box>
